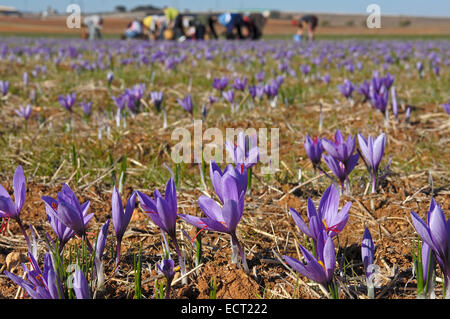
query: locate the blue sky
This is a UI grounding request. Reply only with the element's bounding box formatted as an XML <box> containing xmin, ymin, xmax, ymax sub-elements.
<box><xmin>3</xmin><ymin>0</ymin><xmax>450</xmax><ymax>17</ymax></box>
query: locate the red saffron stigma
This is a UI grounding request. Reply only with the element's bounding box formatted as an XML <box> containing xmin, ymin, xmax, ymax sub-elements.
<box><xmin>51</xmin><ymin>202</ymin><xmax>58</xmax><ymax>209</ymax></box>
<box><xmin>240</xmin><ymin>164</ymin><xmax>244</xmax><ymax>174</ymax></box>
<box><xmin>0</xmin><ymin>218</ymin><xmax>10</xmax><ymax>235</ymax></box>
<box><xmin>191</xmin><ymin>225</ymin><xmax>208</xmax><ymax>242</ymax></box>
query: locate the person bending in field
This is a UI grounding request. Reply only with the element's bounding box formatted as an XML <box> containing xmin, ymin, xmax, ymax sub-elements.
<box><xmin>294</xmin><ymin>14</ymin><xmax>318</xmax><ymax>41</ymax></box>
<box><xmin>123</xmin><ymin>19</ymin><xmax>144</xmax><ymax>39</ymax></box>
<box><xmin>82</xmin><ymin>15</ymin><xmax>103</xmax><ymax>41</ymax></box>
<box><xmin>218</xmin><ymin>12</ymin><xmax>244</xmax><ymax>40</ymax></box>
<box><xmin>242</xmin><ymin>11</ymin><xmax>270</xmax><ymax>40</ymax></box>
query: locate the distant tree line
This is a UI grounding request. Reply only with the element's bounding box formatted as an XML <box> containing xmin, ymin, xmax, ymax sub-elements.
<box><xmin>114</xmin><ymin>4</ymin><xmax>161</xmax><ymax>13</ymax></box>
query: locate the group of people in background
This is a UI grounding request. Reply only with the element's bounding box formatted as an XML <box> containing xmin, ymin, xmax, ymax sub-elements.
<box><xmin>121</xmin><ymin>7</ymin><xmax>271</xmax><ymax>41</ymax></box>
<box><xmin>81</xmin><ymin>6</ymin><xmax>319</xmax><ymax>42</ymax></box>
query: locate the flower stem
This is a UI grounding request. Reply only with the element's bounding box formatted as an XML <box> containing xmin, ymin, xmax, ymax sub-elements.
<box><xmin>17</xmin><ymin>219</ymin><xmax>31</xmax><ymax>253</ymax></box>
<box><xmin>172</xmin><ymin>237</ymin><xmax>187</xmax><ymax>285</ymax></box>
<box><xmin>231</xmin><ymin>233</ymin><xmax>249</xmax><ymax>274</ymax></box>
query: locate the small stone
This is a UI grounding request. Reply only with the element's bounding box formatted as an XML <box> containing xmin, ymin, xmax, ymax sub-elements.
<box><xmin>6</xmin><ymin>252</ymin><xmax>27</xmax><ymax>272</ymax></box>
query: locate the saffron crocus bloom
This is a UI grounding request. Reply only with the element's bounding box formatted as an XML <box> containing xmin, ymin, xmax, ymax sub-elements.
<box><xmin>283</xmin><ymin>235</ymin><xmax>337</xmax><ymax>297</ymax></box>
<box><xmin>15</xmin><ymin>105</ymin><xmax>33</xmax><ymax>120</ymax></box>
<box><xmin>322</xmin><ymin>130</ymin><xmax>356</xmax><ymax>165</ymax></box>
<box><xmin>150</xmin><ymin>91</ymin><xmax>164</xmax><ymax>113</ymax></box>
<box><xmin>157</xmin><ymin>258</ymin><xmax>175</xmax><ymax>299</ymax></box>
<box><xmin>4</xmin><ymin>252</ymin><xmax>64</xmax><ymax>299</ymax></box>
<box><xmin>222</xmin><ymin>89</ymin><xmax>235</xmax><ymax>105</ymax></box>
<box><xmin>289</xmin><ymin>184</ymin><xmax>351</xmax><ymax>244</ymax></box>
<box><xmin>370</xmin><ymin>86</ymin><xmax>389</xmax><ymax>113</ymax></box>
<box><xmin>179</xmin><ymin>184</ymin><xmax>248</xmax><ymax>272</ymax></box>
<box><xmin>0</xmin><ymin>80</ymin><xmax>9</xmax><ymax>96</ymax></box>
<box><xmin>43</xmin><ymin>183</ymin><xmax>93</xmax><ymax>238</ymax></box>
<box><xmin>209</xmin><ymin>160</ymin><xmax>248</xmax><ymax>203</ymax></box>
<box><xmin>177</xmin><ymin>94</ymin><xmax>193</xmax><ymax>115</ymax></box>
<box><xmin>212</xmin><ymin>77</ymin><xmax>228</xmax><ymax>91</ymax></box>
<box><xmin>0</xmin><ymin>165</ymin><xmax>31</xmax><ymax>250</ymax></box>
<box><xmin>410</xmin><ymin>198</ymin><xmax>450</xmax><ymax>298</ymax></box>
<box><xmin>58</xmin><ymin>92</ymin><xmax>76</xmax><ymax>112</ymax></box>
<box><xmin>358</xmin><ymin>80</ymin><xmax>371</xmax><ymax>102</ymax></box>
<box><xmin>304</xmin><ymin>134</ymin><xmax>323</xmax><ymax>170</ymax></box>
<box><xmin>136</xmin><ymin>178</ymin><xmax>187</xmax><ymax>281</ymax></box>
<box><xmin>357</xmin><ymin>133</ymin><xmax>386</xmax><ymax>193</ymax></box>
<box><xmin>225</xmin><ymin>132</ymin><xmax>259</xmax><ymax>172</ymax></box>
<box><xmin>73</xmin><ymin>269</ymin><xmax>91</xmax><ymax>299</ymax></box>
<box><xmin>232</xmin><ymin>77</ymin><xmax>247</xmax><ymax>91</ymax></box>
<box><xmin>112</xmin><ymin>186</ymin><xmax>136</xmax><ymax>266</ymax></box>
<box><xmin>81</xmin><ymin>101</ymin><xmax>93</xmax><ymax>117</ymax></box>
<box><xmin>323</xmin><ymin>154</ymin><xmax>359</xmax><ymax>193</ymax></box>
<box><xmin>338</xmin><ymin>79</ymin><xmax>354</xmax><ymax>100</ymax></box>
<box><xmin>94</xmin><ymin>219</ymin><xmax>110</xmax><ymax>290</ymax></box>
<box><xmin>42</xmin><ymin>196</ymin><xmax>75</xmax><ymax>251</ymax></box>
<box><xmin>361</xmin><ymin>227</ymin><xmax>375</xmax><ymax>298</ymax></box>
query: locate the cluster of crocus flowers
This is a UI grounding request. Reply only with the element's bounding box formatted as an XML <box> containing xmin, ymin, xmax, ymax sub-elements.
<box><xmin>4</xmin><ymin>252</ymin><xmax>64</xmax><ymax>299</ymax></box>
<box><xmin>357</xmin><ymin>133</ymin><xmax>386</xmax><ymax>193</ymax></box>
<box><xmin>322</xmin><ymin>130</ymin><xmax>359</xmax><ymax>194</ymax></box>
<box><xmin>284</xmin><ymin>184</ymin><xmax>351</xmax><ymax>298</ymax></box>
<box><xmin>41</xmin><ymin>183</ymin><xmax>94</xmax><ymax>250</ymax></box>
<box><xmin>410</xmin><ymin>198</ymin><xmax>450</xmax><ymax>298</ymax></box>
<box><xmin>179</xmin><ymin>160</ymin><xmax>249</xmax><ymax>273</ymax></box>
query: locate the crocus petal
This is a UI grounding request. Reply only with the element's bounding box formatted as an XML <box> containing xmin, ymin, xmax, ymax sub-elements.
<box><xmin>13</xmin><ymin>165</ymin><xmax>26</xmax><ymax>214</ymax></box>
<box><xmin>289</xmin><ymin>207</ymin><xmax>313</xmax><ymax>238</ymax></box>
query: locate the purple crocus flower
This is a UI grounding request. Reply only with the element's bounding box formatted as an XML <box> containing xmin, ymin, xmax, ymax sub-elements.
<box><xmin>150</xmin><ymin>91</ymin><xmax>164</xmax><ymax>113</ymax></box>
<box><xmin>136</xmin><ymin>178</ymin><xmax>186</xmax><ymax>281</ymax></box>
<box><xmin>304</xmin><ymin>135</ymin><xmax>323</xmax><ymax>170</ymax></box>
<box><xmin>361</xmin><ymin>227</ymin><xmax>375</xmax><ymax>297</ymax></box>
<box><xmin>112</xmin><ymin>94</ymin><xmax>128</xmax><ymax>111</ymax></box>
<box><xmin>94</xmin><ymin>219</ymin><xmax>110</xmax><ymax>290</ymax></box>
<box><xmin>23</xmin><ymin>72</ymin><xmax>29</xmax><ymax>86</ymax></box>
<box><xmin>289</xmin><ymin>184</ymin><xmax>351</xmax><ymax>244</ymax></box>
<box><xmin>321</xmin><ymin>74</ymin><xmax>331</xmax><ymax>84</ymax></box>
<box><xmin>15</xmin><ymin>105</ymin><xmax>33</xmax><ymax>120</ymax></box>
<box><xmin>209</xmin><ymin>160</ymin><xmax>247</xmax><ymax>203</ymax></box>
<box><xmin>212</xmin><ymin>77</ymin><xmax>228</xmax><ymax>91</ymax></box>
<box><xmin>300</xmin><ymin>64</ymin><xmax>311</xmax><ymax>76</ymax></box>
<box><xmin>157</xmin><ymin>258</ymin><xmax>175</xmax><ymax>298</ymax></box>
<box><xmin>323</xmin><ymin>154</ymin><xmax>359</xmax><ymax>193</ymax></box>
<box><xmin>370</xmin><ymin>86</ymin><xmax>389</xmax><ymax>113</ymax></box>
<box><xmin>177</xmin><ymin>94</ymin><xmax>193</xmax><ymax>115</ymax></box>
<box><xmin>232</xmin><ymin>77</ymin><xmax>247</xmax><ymax>91</ymax></box>
<box><xmin>338</xmin><ymin>79</ymin><xmax>354</xmax><ymax>100</ymax></box>
<box><xmin>222</xmin><ymin>89</ymin><xmax>235</xmax><ymax>105</ymax></box>
<box><xmin>0</xmin><ymin>80</ymin><xmax>9</xmax><ymax>96</ymax></box>
<box><xmin>410</xmin><ymin>198</ymin><xmax>450</xmax><ymax>297</ymax></box>
<box><xmin>4</xmin><ymin>252</ymin><xmax>64</xmax><ymax>299</ymax></box>
<box><xmin>111</xmin><ymin>186</ymin><xmax>136</xmax><ymax>266</ymax></box>
<box><xmin>322</xmin><ymin>130</ymin><xmax>357</xmax><ymax>164</ymax></box>
<box><xmin>357</xmin><ymin>133</ymin><xmax>386</xmax><ymax>193</ymax></box>
<box><xmin>73</xmin><ymin>269</ymin><xmax>91</xmax><ymax>299</ymax></box>
<box><xmin>42</xmin><ymin>196</ymin><xmax>75</xmax><ymax>251</ymax></box>
<box><xmin>283</xmin><ymin>235</ymin><xmax>337</xmax><ymax>296</ymax></box>
<box><xmin>43</xmin><ymin>183</ymin><xmax>93</xmax><ymax>239</ymax></box>
<box><xmin>391</xmin><ymin>86</ymin><xmax>398</xmax><ymax>119</ymax></box>
<box><xmin>179</xmin><ymin>170</ymin><xmax>248</xmax><ymax>272</ymax></box>
<box><xmin>225</xmin><ymin>132</ymin><xmax>259</xmax><ymax>172</ymax></box>
<box><xmin>383</xmin><ymin>73</ymin><xmax>395</xmax><ymax>90</ymax></box>
<box><xmin>0</xmin><ymin>165</ymin><xmax>31</xmax><ymax>250</ymax></box>
<box><xmin>58</xmin><ymin>92</ymin><xmax>76</xmax><ymax>112</ymax></box>
<box><xmin>81</xmin><ymin>101</ymin><xmax>93</xmax><ymax>117</ymax></box>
